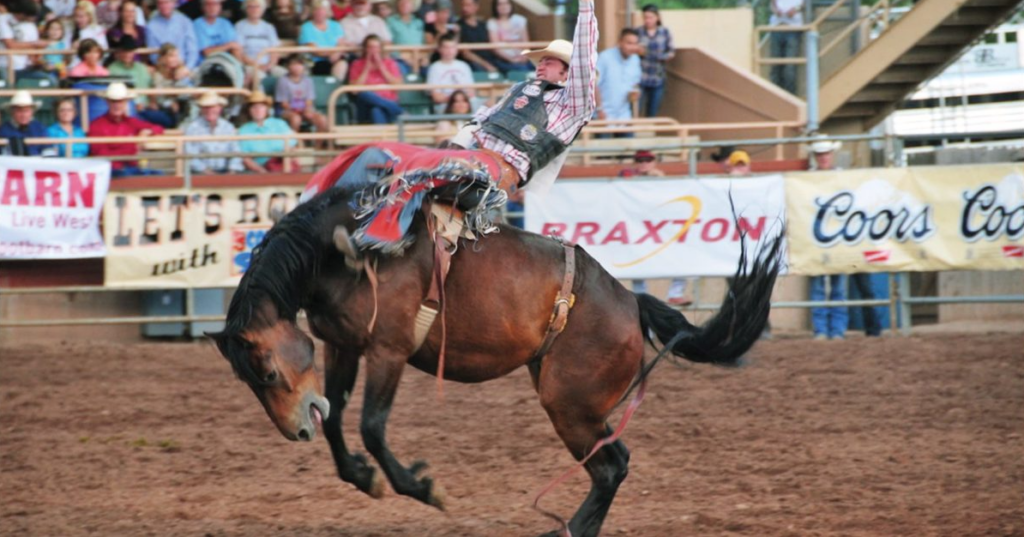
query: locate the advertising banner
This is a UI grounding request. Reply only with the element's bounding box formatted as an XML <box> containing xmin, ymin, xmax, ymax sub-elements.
<box><xmin>1</xmin><ymin>157</ymin><xmax>111</xmax><ymax>259</ymax></box>
<box><xmin>103</xmin><ymin>185</ymin><xmax>305</xmax><ymax>287</ymax></box>
<box><xmin>785</xmin><ymin>163</ymin><xmax>1024</xmax><ymax>274</ymax></box>
<box><xmin>525</xmin><ymin>176</ymin><xmax>787</xmax><ymax>278</ymax></box>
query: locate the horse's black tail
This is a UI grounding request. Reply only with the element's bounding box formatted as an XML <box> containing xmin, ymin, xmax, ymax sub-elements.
<box><xmin>635</xmin><ymin>226</ymin><xmax>785</xmax><ymax>368</ymax></box>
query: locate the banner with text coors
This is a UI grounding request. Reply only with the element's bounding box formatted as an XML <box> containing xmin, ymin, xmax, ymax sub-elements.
<box><xmin>1</xmin><ymin>157</ymin><xmax>111</xmax><ymax>260</ymax></box>
<box><xmin>525</xmin><ymin>176</ymin><xmax>787</xmax><ymax>278</ymax></box>
<box><xmin>785</xmin><ymin>163</ymin><xmax>1023</xmax><ymax>274</ymax></box>
<box><xmin>103</xmin><ymin>186</ymin><xmax>305</xmax><ymax>287</ymax></box>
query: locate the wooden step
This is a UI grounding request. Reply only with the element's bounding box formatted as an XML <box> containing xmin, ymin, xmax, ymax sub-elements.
<box><xmin>847</xmin><ymin>84</ymin><xmax>916</xmax><ymax>103</ymax></box>
<box><xmin>830</xmin><ymin>103</ymin><xmax>883</xmax><ymax>118</ymax></box>
<box><xmin>894</xmin><ymin>46</ymin><xmax>952</xmax><ymax>65</ymax></box>
<box><xmin>873</xmin><ymin>65</ymin><xmax>932</xmax><ymax>84</ymax></box>
<box><xmin>941</xmin><ymin>6</ymin><xmax>1007</xmax><ymax>26</ymax></box>
<box><xmin>917</xmin><ymin>26</ymin><xmax>982</xmax><ymax>46</ymax></box>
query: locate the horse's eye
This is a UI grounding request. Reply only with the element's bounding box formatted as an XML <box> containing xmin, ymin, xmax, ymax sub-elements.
<box><xmin>263</xmin><ymin>369</ymin><xmax>279</xmax><ymax>384</ymax></box>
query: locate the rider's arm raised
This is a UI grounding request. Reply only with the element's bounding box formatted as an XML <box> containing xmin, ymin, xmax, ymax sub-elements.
<box><xmin>561</xmin><ymin>0</ymin><xmax>598</xmax><ymax>123</ymax></box>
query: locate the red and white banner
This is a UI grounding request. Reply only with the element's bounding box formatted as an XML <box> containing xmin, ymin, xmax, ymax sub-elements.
<box><xmin>525</xmin><ymin>176</ymin><xmax>787</xmax><ymax>278</ymax></box>
<box><xmin>1</xmin><ymin>157</ymin><xmax>111</xmax><ymax>259</ymax></box>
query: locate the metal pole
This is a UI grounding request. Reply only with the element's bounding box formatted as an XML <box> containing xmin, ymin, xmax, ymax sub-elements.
<box><xmin>397</xmin><ymin>114</ymin><xmax>406</xmax><ymax>143</ymax></box>
<box><xmin>897</xmin><ymin>273</ymin><xmax>913</xmax><ymax>335</ymax></box>
<box><xmin>688</xmin><ymin>146</ymin><xmax>698</xmax><ymax>177</ymax></box>
<box><xmin>887</xmin><ymin>272</ymin><xmax>899</xmax><ymax>336</ymax></box>
<box><xmin>804</xmin><ymin>21</ymin><xmax>820</xmax><ymax>131</ymax></box>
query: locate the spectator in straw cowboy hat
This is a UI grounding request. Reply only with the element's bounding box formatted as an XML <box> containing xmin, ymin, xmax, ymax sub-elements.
<box><xmin>184</xmin><ymin>90</ymin><xmax>245</xmax><ymax>174</ymax></box>
<box><xmin>239</xmin><ymin>90</ymin><xmax>297</xmax><ymax>173</ymax></box>
<box><xmin>0</xmin><ymin>90</ymin><xmax>49</xmax><ymax>156</ymax></box>
<box><xmin>806</xmin><ymin>133</ymin><xmax>850</xmax><ymax>340</ymax></box>
<box><xmin>88</xmin><ymin>82</ymin><xmax>165</xmax><ymax>177</ymax></box>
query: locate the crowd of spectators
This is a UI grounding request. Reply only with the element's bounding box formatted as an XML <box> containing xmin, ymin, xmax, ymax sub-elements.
<box><xmin>0</xmin><ymin>0</ymin><xmax>560</xmax><ymax>165</ymax></box>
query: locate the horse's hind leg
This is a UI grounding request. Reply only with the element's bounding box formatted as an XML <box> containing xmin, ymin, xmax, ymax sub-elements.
<box><xmin>531</xmin><ymin>338</ymin><xmax>641</xmax><ymax>536</ymax></box>
<box><xmin>359</xmin><ymin>350</ymin><xmax>445</xmax><ymax>510</ymax></box>
<box><xmin>323</xmin><ymin>344</ymin><xmax>384</xmax><ymax>498</ymax></box>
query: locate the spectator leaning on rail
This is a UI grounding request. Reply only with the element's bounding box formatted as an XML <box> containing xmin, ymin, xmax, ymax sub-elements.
<box><xmin>0</xmin><ymin>0</ymin><xmax>52</xmax><ymax>81</ymax></box>
<box><xmin>88</xmin><ymin>82</ymin><xmax>165</xmax><ymax>178</ymax></box>
<box><xmin>0</xmin><ymin>91</ymin><xmax>50</xmax><ymax>157</ymax></box>
<box><xmin>426</xmin><ymin>32</ymin><xmax>477</xmax><ymax>113</ymax></box>
<box><xmin>235</xmin><ymin>0</ymin><xmax>283</xmax><ymax>81</ymax></box>
<box><xmin>194</xmin><ymin>0</ymin><xmax>244</xmax><ymax>61</ymax></box>
<box><xmin>386</xmin><ymin>0</ymin><xmax>426</xmax><ymax>74</ymax></box>
<box><xmin>341</xmin><ymin>0</ymin><xmax>392</xmax><ymax>50</ymax></box>
<box><xmin>807</xmin><ymin>135</ymin><xmax>850</xmax><ymax>340</ymax></box>
<box><xmin>456</xmin><ymin>0</ymin><xmax>498</xmax><ymax>73</ymax></box>
<box><xmin>46</xmin><ymin>98</ymin><xmax>90</xmax><ymax>159</ymax></box>
<box><xmin>446</xmin><ymin>0</ymin><xmax>597</xmax><ymax>196</ymax></box>
<box><xmin>239</xmin><ymin>90</ymin><xmax>298</xmax><ymax>173</ymax></box>
<box><xmin>595</xmin><ymin>28</ymin><xmax>642</xmax><ymax>137</ymax></box>
<box><xmin>298</xmin><ymin>0</ymin><xmax>349</xmax><ymax>79</ymax></box>
<box><xmin>184</xmin><ymin>91</ymin><xmax>246</xmax><ymax>174</ymax></box>
<box><xmin>147</xmin><ymin>0</ymin><xmax>201</xmax><ymax>69</ymax></box>
<box><xmin>486</xmin><ymin>0</ymin><xmax>531</xmax><ymax>74</ymax></box>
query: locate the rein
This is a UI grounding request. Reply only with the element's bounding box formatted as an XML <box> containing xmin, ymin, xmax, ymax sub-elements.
<box><xmin>532</xmin><ymin>373</ymin><xmax>649</xmax><ymax>537</ymax></box>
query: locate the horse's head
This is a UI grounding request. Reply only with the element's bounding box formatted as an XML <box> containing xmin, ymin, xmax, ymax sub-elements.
<box><xmin>207</xmin><ymin>190</ymin><xmax>363</xmax><ymax>442</ymax></box>
<box><xmin>209</xmin><ymin>300</ymin><xmax>328</xmax><ymax>442</ymax></box>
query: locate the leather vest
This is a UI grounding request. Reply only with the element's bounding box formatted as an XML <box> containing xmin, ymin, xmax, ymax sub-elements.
<box><xmin>479</xmin><ymin>80</ymin><xmax>568</xmax><ymax>179</ymax></box>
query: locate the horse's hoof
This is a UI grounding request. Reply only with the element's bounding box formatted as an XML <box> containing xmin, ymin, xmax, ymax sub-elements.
<box><xmin>367</xmin><ymin>468</ymin><xmax>386</xmax><ymax>499</ymax></box>
<box><xmin>426</xmin><ymin>478</ymin><xmax>447</xmax><ymax>511</ymax></box>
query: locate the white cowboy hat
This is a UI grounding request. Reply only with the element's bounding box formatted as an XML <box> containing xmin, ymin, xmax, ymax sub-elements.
<box><xmin>5</xmin><ymin>90</ymin><xmax>40</xmax><ymax>108</ymax></box>
<box><xmin>808</xmin><ymin>134</ymin><xmax>841</xmax><ymax>154</ymax></box>
<box><xmin>523</xmin><ymin>39</ymin><xmax>572</xmax><ymax>65</ymax></box>
<box><xmin>196</xmin><ymin>91</ymin><xmax>228</xmax><ymax>108</ymax></box>
<box><xmin>104</xmin><ymin>82</ymin><xmax>135</xmax><ymax>101</ymax></box>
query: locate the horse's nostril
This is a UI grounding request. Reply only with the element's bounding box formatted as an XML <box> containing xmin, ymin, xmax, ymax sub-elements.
<box><xmin>297</xmin><ymin>428</ymin><xmax>312</xmax><ymax>441</ymax></box>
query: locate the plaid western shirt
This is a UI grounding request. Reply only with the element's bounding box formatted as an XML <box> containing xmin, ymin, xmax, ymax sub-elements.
<box><xmin>636</xmin><ymin>26</ymin><xmax>674</xmax><ymax>88</ymax></box>
<box><xmin>472</xmin><ymin>0</ymin><xmax>598</xmax><ymax>183</ymax></box>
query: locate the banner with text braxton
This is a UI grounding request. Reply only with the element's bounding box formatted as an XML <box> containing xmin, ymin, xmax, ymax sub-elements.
<box><xmin>1</xmin><ymin>157</ymin><xmax>111</xmax><ymax>259</ymax></box>
<box><xmin>785</xmin><ymin>163</ymin><xmax>1023</xmax><ymax>274</ymax></box>
<box><xmin>524</xmin><ymin>176</ymin><xmax>788</xmax><ymax>278</ymax></box>
<box><xmin>103</xmin><ymin>186</ymin><xmax>305</xmax><ymax>288</ymax></box>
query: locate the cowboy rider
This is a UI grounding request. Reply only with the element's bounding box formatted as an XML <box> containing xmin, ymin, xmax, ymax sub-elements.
<box><xmin>448</xmin><ymin>0</ymin><xmax>598</xmax><ymax>196</ymax></box>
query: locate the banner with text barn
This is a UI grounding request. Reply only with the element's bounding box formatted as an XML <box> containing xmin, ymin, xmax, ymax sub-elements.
<box><xmin>524</xmin><ymin>176</ymin><xmax>787</xmax><ymax>278</ymax></box>
<box><xmin>1</xmin><ymin>157</ymin><xmax>111</xmax><ymax>259</ymax></box>
<box><xmin>103</xmin><ymin>185</ymin><xmax>305</xmax><ymax>288</ymax></box>
<box><xmin>785</xmin><ymin>163</ymin><xmax>1024</xmax><ymax>274</ymax></box>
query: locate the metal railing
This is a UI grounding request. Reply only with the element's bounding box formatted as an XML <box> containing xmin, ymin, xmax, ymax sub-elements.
<box><xmin>2</xmin><ymin>131</ymin><xmax>1022</xmax><ymax>334</ymax></box>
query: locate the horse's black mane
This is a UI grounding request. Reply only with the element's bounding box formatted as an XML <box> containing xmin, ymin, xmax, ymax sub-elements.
<box><xmin>226</xmin><ymin>186</ymin><xmax>359</xmax><ymax>333</ymax></box>
<box><xmin>216</xmin><ymin>186</ymin><xmax>358</xmax><ymax>381</ymax></box>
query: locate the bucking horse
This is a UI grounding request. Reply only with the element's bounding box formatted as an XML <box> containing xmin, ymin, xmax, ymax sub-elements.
<box><xmin>209</xmin><ymin>142</ymin><xmax>785</xmax><ymax>536</ymax></box>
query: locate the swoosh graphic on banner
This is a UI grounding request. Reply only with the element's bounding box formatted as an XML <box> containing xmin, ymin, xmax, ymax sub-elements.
<box><xmin>614</xmin><ymin>196</ymin><xmax>702</xmax><ymax>268</ymax></box>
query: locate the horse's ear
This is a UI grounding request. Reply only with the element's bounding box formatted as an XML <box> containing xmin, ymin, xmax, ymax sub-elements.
<box><xmin>333</xmin><ymin>225</ymin><xmax>365</xmax><ymax>271</ymax></box>
<box><xmin>206</xmin><ymin>331</ymin><xmax>230</xmax><ymax>357</ymax></box>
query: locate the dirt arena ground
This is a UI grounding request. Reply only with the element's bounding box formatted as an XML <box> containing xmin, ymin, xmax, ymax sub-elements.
<box><xmin>1</xmin><ymin>331</ymin><xmax>1021</xmax><ymax>536</ymax></box>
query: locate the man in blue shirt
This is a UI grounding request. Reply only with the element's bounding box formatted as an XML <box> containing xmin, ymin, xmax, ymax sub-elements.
<box><xmin>595</xmin><ymin>28</ymin><xmax>642</xmax><ymax>137</ymax></box>
<box><xmin>147</xmin><ymin>0</ymin><xmax>201</xmax><ymax>68</ymax></box>
<box><xmin>0</xmin><ymin>91</ymin><xmax>49</xmax><ymax>156</ymax></box>
<box><xmin>194</xmin><ymin>0</ymin><xmax>243</xmax><ymax>60</ymax></box>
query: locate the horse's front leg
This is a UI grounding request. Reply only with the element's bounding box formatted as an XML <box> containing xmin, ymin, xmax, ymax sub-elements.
<box><xmin>360</xmin><ymin>350</ymin><xmax>446</xmax><ymax>510</ymax></box>
<box><xmin>323</xmin><ymin>344</ymin><xmax>385</xmax><ymax>498</ymax></box>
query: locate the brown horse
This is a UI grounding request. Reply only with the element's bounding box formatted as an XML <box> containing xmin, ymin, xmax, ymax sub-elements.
<box><xmin>209</xmin><ymin>183</ymin><xmax>784</xmax><ymax>536</ymax></box>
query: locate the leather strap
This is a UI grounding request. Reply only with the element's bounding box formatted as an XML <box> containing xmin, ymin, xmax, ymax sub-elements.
<box><xmin>479</xmin><ymin>148</ymin><xmax>524</xmax><ymax>193</ymax></box>
<box><xmin>533</xmin><ymin>244</ymin><xmax>576</xmax><ymax>361</ymax></box>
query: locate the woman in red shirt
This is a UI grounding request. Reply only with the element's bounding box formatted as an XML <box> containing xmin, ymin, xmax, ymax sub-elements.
<box><xmin>348</xmin><ymin>34</ymin><xmax>405</xmax><ymax>124</ymax></box>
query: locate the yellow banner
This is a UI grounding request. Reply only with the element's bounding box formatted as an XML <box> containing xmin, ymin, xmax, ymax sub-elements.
<box><xmin>785</xmin><ymin>163</ymin><xmax>1024</xmax><ymax>274</ymax></box>
<box><xmin>103</xmin><ymin>186</ymin><xmax>305</xmax><ymax>287</ymax></box>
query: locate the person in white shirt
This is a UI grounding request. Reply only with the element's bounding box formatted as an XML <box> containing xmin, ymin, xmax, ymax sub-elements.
<box><xmin>1</xmin><ymin>1</ymin><xmax>50</xmax><ymax>74</ymax></box>
<box><xmin>769</xmin><ymin>0</ymin><xmax>803</xmax><ymax>94</ymax></box>
<box><xmin>425</xmin><ymin>33</ymin><xmax>477</xmax><ymax>113</ymax></box>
